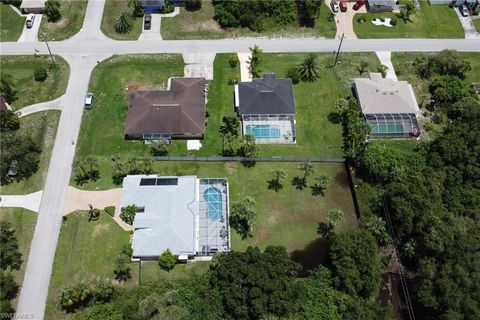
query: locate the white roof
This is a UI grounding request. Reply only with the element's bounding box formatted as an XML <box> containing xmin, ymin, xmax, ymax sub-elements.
<box><xmin>121</xmin><ymin>175</ymin><xmax>199</xmax><ymax>257</ymax></box>
<box><xmin>354</xmin><ymin>73</ymin><xmax>419</xmax><ymax>115</ymax></box>
<box><xmin>20</xmin><ymin>0</ymin><xmax>46</xmax><ymax>9</ymax></box>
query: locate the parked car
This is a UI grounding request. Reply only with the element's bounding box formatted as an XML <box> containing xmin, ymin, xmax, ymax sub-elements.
<box><xmin>459</xmin><ymin>5</ymin><xmax>469</xmax><ymax>17</ymax></box>
<box><xmin>331</xmin><ymin>1</ymin><xmax>339</xmax><ymax>12</ymax></box>
<box><xmin>353</xmin><ymin>0</ymin><xmax>366</xmax><ymax>11</ymax></box>
<box><xmin>25</xmin><ymin>14</ymin><xmax>35</xmax><ymax>29</ymax></box>
<box><xmin>340</xmin><ymin>0</ymin><xmax>347</xmax><ymax>12</ymax></box>
<box><xmin>85</xmin><ymin>93</ymin><xmax>94</xmax><ymax>108</ymax></box>
<box><xmin>144</xmin><ymin>13</ymin><xmax>152</xmax><ymax>30</ymax></box>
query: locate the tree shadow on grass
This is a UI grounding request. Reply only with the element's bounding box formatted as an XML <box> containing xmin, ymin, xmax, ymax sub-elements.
<box><xmin>290</xmin><ymin>237</ymin><xmax>331</xmax><ymax>277</ymax></box>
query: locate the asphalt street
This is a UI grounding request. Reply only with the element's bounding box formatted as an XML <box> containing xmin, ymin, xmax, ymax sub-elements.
<box><xmin>0</xmin><ymin>0</ymin><xmax>478</xmax><ymax>318</ymax></box>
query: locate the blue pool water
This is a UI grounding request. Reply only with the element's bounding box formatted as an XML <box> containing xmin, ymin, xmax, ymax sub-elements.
<box><xmin>245</xmin><ymin>124</ymin><xmax>281</xmax><ymax>139</ymax></box>
<box><xmin>203</xmin><ymin>187</ymin><xmax>222</xmax><ymax>220</ymax></box>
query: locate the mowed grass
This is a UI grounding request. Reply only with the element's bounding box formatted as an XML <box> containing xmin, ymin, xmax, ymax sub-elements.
<box><xmin>101</xmin><ymin>0</ymin><xmax>143</xmax><ymax>40</ymax></box>
<box><xmin>391</xmin><ymin>52</ymin><xmax>480</xmax><ymax>106</ymax></box>
<box><xmin>76</xmin><ymin>54</ymin><xmax>185</xmax><ymax>160</ymax></box>
<box><xmin>0</xmin><ymin>3</ymin><xmax>25</xmax><ymax>42</ymax></box>
<box><xmin>39</xmin><ymin>0</ymin><xmax>88</xmax><ymax>41</ymax></box>
<box><xmin>0</xmin><ymin>208</ymin><xmax>37</xmax><ymax>309</ymax></box>
<box><xmin>474</xmin><ymin>18</ymin><xmax>480</xmax><ymax>32</ymax></box>
<box><xmin>0</xmin><ymin>55</ymin><xmax>70</xmax><ymax>110</ymax></box>
<box><xmin>353</xmin><ymin>2</ymin><xmax>464</xmax><ymax>39</ymax></box>
<box><xmin>0</xmin><ymin>111</ymin><xmax>61</xmax><ymax>194</ymax></box>
<box><xmin>161</xmin><ymin>2</ymin><xmax>336</xmax><ymax>39</ymax></box>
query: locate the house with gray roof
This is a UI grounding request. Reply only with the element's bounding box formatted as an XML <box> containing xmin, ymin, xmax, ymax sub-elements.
<box><xmin>235</xmin><ymin>73</ymin><xmax>296</xmax><ymax>144</ymax></box>
<box><xmin>121</xmin><ymin>175</ymin><xmax>230</xmax><ymax>260</ymax></box>
<box><xmin>353</xmin><ymin>73</ymin><xmax>421</xmax><ymax>138</ymax></box>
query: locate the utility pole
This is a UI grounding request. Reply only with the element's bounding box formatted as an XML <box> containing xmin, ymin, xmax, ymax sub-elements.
<box><xmin>42</xmin><ymin>33</ymin><xmax>56</xmax><ymax>66</ymax></box>
<box><xmin>333</xmin><ymin>33</ymin><xmax>344</xmax><ymax>67</ymax></box>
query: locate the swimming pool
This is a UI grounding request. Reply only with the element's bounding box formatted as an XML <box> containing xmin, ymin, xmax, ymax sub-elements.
<box><xmin>203</xmin><ymin>187</ymin><xmax>222</xmax><ymax>220</ymax></box>
<box><xmin>245</xmin><ymin>124</ymin><xmax>281</xmax><ymax>139</ymax></box>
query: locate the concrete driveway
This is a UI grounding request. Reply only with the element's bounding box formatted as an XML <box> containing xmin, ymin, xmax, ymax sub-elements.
<box><xmin>182</xmin><ymin>53</ymin><xmax>215</xmax><ymax>80</ymax></box>
<box><xmin>0</xmin><ymin>191</ymin><xmax>43</xmax><ymax>213</ymax></box>
<box><xmin>16</xmin><ymin>95</ymin><xmax>64</xmax><ymax>118</ymax></box>
<box><xmin>139</xmin><ymin>14</ymin><xmax>162</xmax><ymax>41</ymax></box>
<box><xmin>454</xmin><ymin>9</ymin><xmax>480</xmax><ymax>39</ymax></box>
<box><xmin>325</xmin><ymin>0</ymin><xmax>366</xmax><ymax>39</ymax></box>
<box><xmin>18</xmin><ymin>14</ymin><xmax>42</xmax><ymax>42</ymax></box>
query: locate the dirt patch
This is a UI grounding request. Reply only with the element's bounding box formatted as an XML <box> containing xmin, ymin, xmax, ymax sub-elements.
<box><xmin>92</xmin><ymin>222</ymin><xmax>110</xmax><ymax>237</ymax></box>
<box><xmin>252</xmin><ymin>225</ymin><xmax>272</xmax><ymax>246</ymax></box>
<box><xmin>127</xmin><ymin>83</ymin><xmax>145</xmax><ymax>91</ymax></box>
<box><xmin>185</xmin><ymin>19</ymin><xmax>222</xmax><ymax>33</ymax></box>
<box><xmin>225</xmin><ymin>161</ymin><xmax>237</xmax><ymax>170</ymax></box>
<box><xmin>267</xmin><ymin>210</ymin><xmax>279</xmax><ymax>225</ymax></box>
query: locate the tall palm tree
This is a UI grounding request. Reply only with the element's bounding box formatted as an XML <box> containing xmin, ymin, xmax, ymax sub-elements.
<box><xmin>114</xmin><ymin>12</ymin><xmax>133</xmax><ymax>35</ymax></box>
<box><xmin>296</xmin><ymin>53</ymin><xmax>320</xmax><ymax>82</ymax></box>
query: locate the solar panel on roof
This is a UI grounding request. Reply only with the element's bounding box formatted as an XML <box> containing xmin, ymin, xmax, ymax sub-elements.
<box><xmin>140</xmin><ymin>178</ymin><xmax>156</xmax><ymax>186</ymax></box>
<box><xmin>156</xmin><ymin>178</ymin><xmax>178</xmax><ymax>186</ymax></box>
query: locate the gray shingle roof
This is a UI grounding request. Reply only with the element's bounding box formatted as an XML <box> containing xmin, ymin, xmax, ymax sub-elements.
<box><xmin>237</xmin><ymin>74</ymin><xmax>296</xmax><ymax>115</ymax></box>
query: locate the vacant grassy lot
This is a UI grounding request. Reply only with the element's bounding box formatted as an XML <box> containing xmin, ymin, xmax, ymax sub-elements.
<box><xmin>391</xmin><ymin>52</ymin><xmax>480</xmax><ymax>106</ymax></box>
<box><xmin>76</xmin><ymin>54</ymin><xmax>184</xmax><ymax>161</ymax></box>
<box><xmin>39</xmin><ymin>0</ymin><xmax>88</xmax><ymax>41</ymax></box>
<box><xmin>0</xmin><ymin>4</ymin><xmax>25</xmax><ymax>42</ymax></box>
<box><xmin>161</xmin><ymin>2</ymin><xmax>335</xmax><ymax>39</ymax></box>
<box><xmin>353</xmin><ymin>2</ymin><xmax>464</xmax><ymax>39</ymax></box>
<box><xmin>101</xmin><ymin>0</ymin><xmax>143</xmax><ymax>40</ymax></box>
<box><xmin>0</xmin><ymin>208</ymin><xmax>37</xmax><ymax>309</ymax></box>
<box><xmin>0</xmin><ymin>55</ymin><xmax>69</xmax><ymax>110</ymax></box>
<box><xmin>0</xmin><ymin>111</ymin><xmax>60</xmax><ymax>194</ymax></box>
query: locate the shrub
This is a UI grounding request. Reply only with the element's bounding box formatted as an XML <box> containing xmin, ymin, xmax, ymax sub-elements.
<box><xmin>162</xmin><ymin>1</ymin><xmax>175</xmax><ymax>14</ymax></box>
<box><xmin>0</xmin><ymin>110</ymin><xmax>20</xmax><ymax>132</ymax></box>
<box><xmin>185</xmin><ymin>0</ymin><xmax>201</xmax><ymax>11</ymax></box>
<box><xmin>45</xmin><ymin>0</ymin><xmax>61</xmax><ymax>22</ymax></box>
<box><xmin>104</xmin><ymin>206</ymin><xmax>115</xmax><ymax>217</ymax></box>
<box><xmin>285</xmin><ymin>67</ymin><xmax>300</xmax><ymax>84</ymax></box>
<box><xmin>158</xmin><ymin>249</ymin><xmax>177</xmax><ymax>271</ymax></box>
<box><xmin>357</xmin><ymin>15</ymin><xmax>366</xmax><ymax>23</ymax></box>
<box><xmin>390</xmin><ymin>18</ymin><xmax>397</xmax><ymax>26</ymax></box>
<box><xmin>120</xmin><ymin>205</ymin><xmax>137</xmax><ymax>225</ymax></box>
<box><xmin>34</xmin><ymin>66</ymin><xmax>48</xmax><ymax>82</ymax></box>
<box><xmin>228</xmin><ymin>53</ymin><xmax>238</xmax><ymax>68</ymax></box>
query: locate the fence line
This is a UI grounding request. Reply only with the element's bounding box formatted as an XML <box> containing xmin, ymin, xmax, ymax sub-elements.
<box><xmin>152</xmin><ymin>156</ymin><xmax>346</xmax><ymax>163</ymax></box>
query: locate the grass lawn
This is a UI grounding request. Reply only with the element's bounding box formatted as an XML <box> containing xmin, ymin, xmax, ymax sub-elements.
<box><xmin>0</xmin><ymin>4</ymin><xmax>25</xmax><ymax>42</ymax></box>
<box><xmin>39</xmin><ymin>0</ymin><xmax>88</xmax><ymax>41</ymax></box>
<box><xmin>76</xmin><ymin>53</ymin><xmax>381</xmax><ymax>167</ymax></box>
<box><xmin>0</xmin><ymin>208</ymin><xmax>37</xmax><ymax>309</ymax></box>
<box><xmin>0</xmin><ymin>111</ymin><xmax>61</xmax><ymax>194</ymax></box>
<box><xmin>353</xmin><ymin>2</ymin><xmax>464</xmax><ymax>39</ymax></box>
<box><xmin>0</xmin><ymin>55</ymin><xmax>70</xmax><ymax>110</ymax></box>
<box><xmin>474</xmin><ymin>18</ymin><xmax>480</xmax><ymax>32</ymax></box>
<box><xmin>101</xmin><ymin>0</ymin><xmax>143</xmax><ymax>40</ymax></box>
<box><xmin>161</xmin><ymin>2</ymin><xmax>335</xmax><ymax>39</ymax></box>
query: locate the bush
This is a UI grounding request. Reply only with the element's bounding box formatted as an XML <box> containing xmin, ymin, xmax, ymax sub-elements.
<box><xmin>34</xmin><ymin>66</ymin><xmax>48</xmax><ymax>82</ymax></box>
<box><xmin>158</xmin><ymin>249</ymin><xmax>177</xmax><ymax>271</ymax></box>
<box><xmin>286</xmin><ymin>67</ymin><xmax>300</xmax><ymax>84</ymax></box>
<box><xmin>162</xmin><ymin>1</ymin><xmax>175</xmax><ymax>14</ymax></box>
<box><xmin>357</xmin><ymin>15</ymin><xmax>366</xmax><ymax>23</ymax></box>
<box><xmin>104</xmin><ymin>206</ymin><xmax>115</xmax><ymax>217</ymax></box>
<box><xmin>390</xmin><ymin>18</ymin><xmax>397</xmax><ymax>26</ymax></box>
<box><xmin>228</xmin><ymin>53</ymin><xmax>238</xmax><ymax>68</ymax></box>
<box><xmin>45</xmin><ymin>0</ymin><xmax>61</xmax><ymax>22</ymax></box>
<box><xmin>0</xmin><ymin>110</ymin><xmax>20</xmax><ymax>132</ymax></box>
<box><xmin>120</xmin><ymin>205</ymin><xmax>137</xmax><ymax>225</ymax></box>
<box><xmin>185</xmin><ymin>0</ymin><xmax>201</xmax><ymax>11</ymax></box>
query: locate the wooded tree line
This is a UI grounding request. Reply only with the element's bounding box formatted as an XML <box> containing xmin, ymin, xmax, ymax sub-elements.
<box><xmin>349</xmin><ymin>51</ymin><xmax>480</xmax><ymax>319</ymax></box>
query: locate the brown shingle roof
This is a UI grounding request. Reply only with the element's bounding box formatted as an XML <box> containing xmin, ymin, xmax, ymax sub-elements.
<box><xmin>125</xmin><ymin>78</ymin><xmax>206</xmax><ymax>138</ymax></box>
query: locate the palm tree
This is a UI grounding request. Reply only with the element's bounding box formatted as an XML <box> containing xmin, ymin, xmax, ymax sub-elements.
<box><xmin>327</xmin><ymin>209</ymin><xmax>344</xmax><ymax>227</ymax></box>
<box><xmin>357</xmin><ymin>60</ymin><xmax>369</xmax><ymax>75</ymax></box>
<box><xmin>248</xmin><ymin>45</ymin><xmax>263</xmax><ymax>78</ymax></box>
<box><xmin>114</xmin><ymin>12</ymin><xmax>133</xmax><ymax>35</ymax></box>
<box><xmin>298</xmin><ymin>161</ymin><xmax>314</xmax><ymax>181</ymax></box>
<box><xmin>268</xmin><ymin>169</ymin><xmax>286</xmax><ymax>192</ymax></box>
<box><xmin>310</xmin><ymin>174</ymin><xmax>330</xmax><ymax>196</ymax></box>
<box><xmin>296</xmin><ymin>53</ymin><xmax>320</xmax><ymax>82</ymax></box>
<box><xmin>88</xmin><ymin>204</ymin><xmax>100</xmax><ymax>221</ymax></box>
<box><xmin>83</xmin><ymin>156</ymin><xmax>98</xmax><ymax>179</ymax></box>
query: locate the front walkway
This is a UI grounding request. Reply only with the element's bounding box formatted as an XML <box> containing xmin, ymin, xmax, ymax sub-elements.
<box><xmin>237</xmin><ymin>52</ymin><xmax>252</xmax><ymax>82</ymax></box>
<box><xmin>375</xmin><ymin>51</ymin><xmax>398</xmax><ymax>81</ymax></box>
<box><xmin>16</xmin><ymin>95</ymin><xmax>64</xmax><ymax>117</ymax></box>
<box><xmin>0</xmin><ymin>191</ymin><xmax>43</xmax><ymax>212</ymax></box>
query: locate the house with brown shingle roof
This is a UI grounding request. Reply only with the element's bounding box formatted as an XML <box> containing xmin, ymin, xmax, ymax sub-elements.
<box><xmin>125</xmin><ymin>78</ymin><xmax>206</xmax><ymax>140</ymax></box>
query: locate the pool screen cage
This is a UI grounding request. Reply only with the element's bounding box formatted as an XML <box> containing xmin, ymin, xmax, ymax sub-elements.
<box><xmin>365</xmin><ymin>113</ymin><xmax>420</xmax><ymax>139</ymax></box>
<box><xmin>241</xmin><ymin>114</ymin><xmax>296</xmax><ymax>144</ymax></box>
<box><xmin>198</xmin><ymin>179</ymin><xmax>230</xmax><ymax>256</ymax></box>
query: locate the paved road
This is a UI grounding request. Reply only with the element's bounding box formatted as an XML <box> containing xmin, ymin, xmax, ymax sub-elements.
<box><xmin>0</xmin><ymin>0</ymin><xmax>478</xmax><ymax>318</ymax></box>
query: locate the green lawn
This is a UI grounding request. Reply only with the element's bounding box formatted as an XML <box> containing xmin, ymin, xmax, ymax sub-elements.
<box><xmin>353</xmin><ymin>2</ymin><xmax>464</xmax><ymax>39</ymax></box>
<box><xmin>76</xmin><ymin>53</ymin><xmax>381</xmax><ymax>167</ymax></box>
<box><xmin>39</xmin><ymin>0</ymin><xmax>88</xmax><ymax>41</ymax></box>
<box><xmin>0</xmin><ymin>208</ymin><xmax>37</xmax><ymax>309</ymax></box>
<box><xmin>0</xmin><ymin>111</ymin><xmax>61</xmax><ymax>194</ymax></box>
<box><xmin>101</xmin><ymin>0</ymin><xmax>143</xmax><ymax>40</ymax></box>
<box><xmin>474</xmin><ymin>18</ymin><xmax>480</xmax><ymax>32</ymax></box>
<box><xmin>0</xmin><ymin>55</ymin><xmax>70</xmax><ymax>110</ymax></box>
<box><xmin>0</xmin><ymin>4</ymin><xmax>25</xmax><ymax>42</ymax></box>
<box><xmin>161</xmin><ymin>2</ymin><xmax>335</xmax><ymax>39</ymax></box>
<box><xmin>53</xmin><ymin>161</ymin><xmax>357</xmax><ymax>318</ymax></box>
